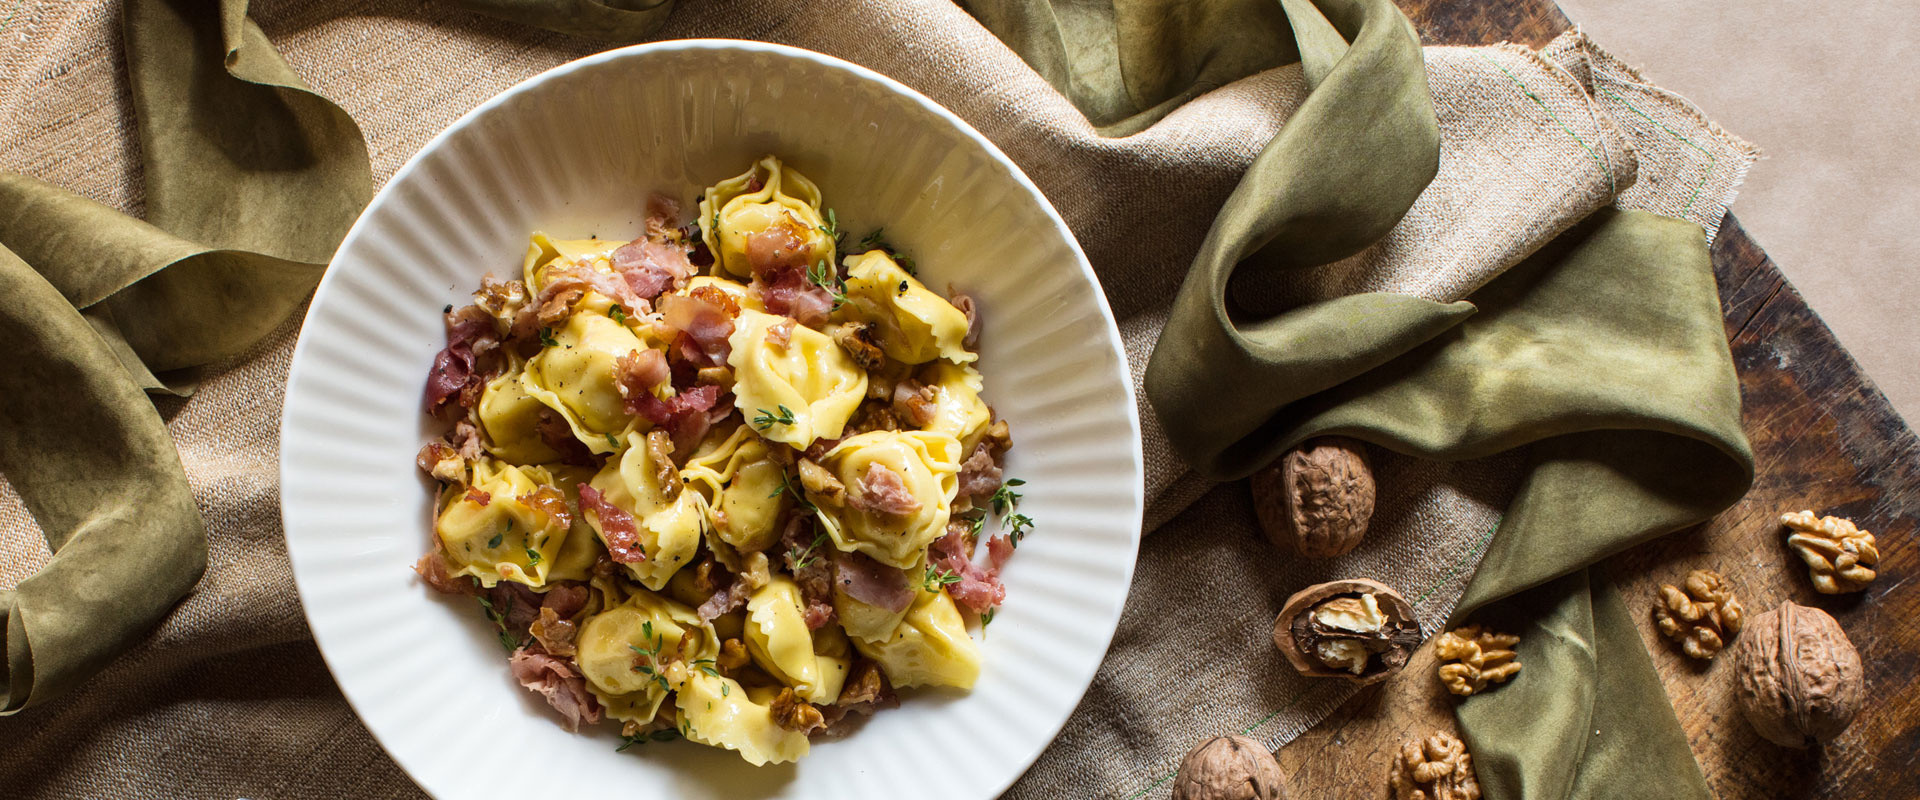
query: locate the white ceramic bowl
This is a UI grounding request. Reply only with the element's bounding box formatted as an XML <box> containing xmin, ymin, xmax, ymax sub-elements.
<box><xmin>280</xmin><ymin>40</ymin><xmax>1142</xmax><ymax>800</ymax></box>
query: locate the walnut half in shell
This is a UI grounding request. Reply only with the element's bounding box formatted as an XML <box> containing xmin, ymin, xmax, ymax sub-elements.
<box><xmin>1274</xmin><ymin>579</ymin><xmax>1421</xmax><ymax>684</ymax></box>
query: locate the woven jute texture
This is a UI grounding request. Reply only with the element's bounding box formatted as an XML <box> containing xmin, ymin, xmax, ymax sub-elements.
<box><xmin>0</xmin><ymin>1</ymin><xmax>1754</xmax><ymax>797</ymax></box>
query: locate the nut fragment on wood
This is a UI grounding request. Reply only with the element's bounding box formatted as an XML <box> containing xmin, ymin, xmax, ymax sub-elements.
<box><xmin>1433</xmin><ymin>625</ymin><xmax>1521</xmax><ymax>696</ymax></box>
<box><xmin>1389</xmin><ymin>731</ymin><xmax>1480</xmax><ymax>800</ymax></box>
<box><xmin>1171</xmin><ymin>735</ymin><xmax>1291</xmax><ymax>800</ymax></box>
<box><xmin>1251</xmin><ymin>437</ymin><xmax>1374</xmax><ymax>559</ymax></box>
<box><xmin>1274</xmin><ymin>579</ymin><xmax>1420</xmax><ymax>684</ymax></box>
<box><xmin>1732</xmin><ymin>601</ymin><xmax>1864</xmax><ymax>748</ymax></box>
<box><xmin>1781</xmin><ymin>510</ymin><xmax>1879</xmax><ymax>593</ymax></box>
<box><xmin>1652</xmin><ymin>568</ymin><xmax>1746</xmax><ymax>660</ymax></box>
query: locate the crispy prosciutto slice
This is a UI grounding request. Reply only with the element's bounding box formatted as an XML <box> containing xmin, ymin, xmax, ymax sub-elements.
<box><xmin>509</xmin><ymin>646</ymin><xmax>603</xmax><ymax>731</ymax></box>
<box><xmin>576</xmin><ymin>484</ymin><xmax>646</xmax><ymax>563</ymax></box>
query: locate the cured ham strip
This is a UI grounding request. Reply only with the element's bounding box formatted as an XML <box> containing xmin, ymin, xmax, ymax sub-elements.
<box><xmin>629</xmin><ymin>384</ymin><xmax>723</xmax><ymax>455</ymax></box>
<box><xmin>850</xmin><ymin>463</ymin><xmax>920</xmax><ymax>516</ymax></box>
<box><xmin>930</xmin><ymin>526</ymin><xmax>1005</xmax><ymax>614</ymax></box>
<box><xmin>576</xmin><ymin>484</ymin><xmax>646</xmax><ymax>563</ymax></box>
<box><xmin>509</xmin><ymin>646</ymin><xmax>603</xmax><ymax>731</ymax></box>
<box><xmin>413</xmin><ymin>550</ymin><xmax>476</xmax><ymax>596</ymax></box>
<box><xmin>425</xmin><ymin>304</ymin><xmax>498</xmax><ymax>418</ymax></box>
<box><xmin>955</xmin><ymin>441</ymin><xmax>1003</xmax><ymax>499</ymax></box>
<box><xmin>831</xmin><ymin>549</ymin><xmax>913</xmax><ymax>615</ymax></box>
<box><xmin>615</xmin><ymin>348</ymin><xmax>670</xmax><ymax>401</ymax></box>
<box><xmin>780</xmin><ymin>515</ymin><xmax>836</xmax><ymax>629</ymax></box>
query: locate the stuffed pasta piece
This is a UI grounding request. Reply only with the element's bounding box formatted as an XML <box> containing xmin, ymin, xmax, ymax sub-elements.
<box><xmin>413</xmin><ymin>157</ymin><xmax>1023</xmax><ymax>765</ymax></box>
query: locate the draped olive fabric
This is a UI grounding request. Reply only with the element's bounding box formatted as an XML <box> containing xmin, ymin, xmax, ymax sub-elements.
<box><xmin>0</xmin><ymin>0</ymin><xmax>370</xmax><ymax>713</ymax></box>
<box><xmin>1</xmin><ymin>0</ymin><xmax>1752</xmax><ymax>798</ymax></box>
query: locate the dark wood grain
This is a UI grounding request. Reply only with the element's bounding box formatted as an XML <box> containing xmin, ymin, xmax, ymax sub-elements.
<box><xmin>1277</xmin><ymin>3</ymin><xmax>1920</xmax><ymax>798</ymax></box>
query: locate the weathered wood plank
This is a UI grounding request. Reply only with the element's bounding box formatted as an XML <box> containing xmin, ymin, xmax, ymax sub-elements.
<box><xmin>1277</xmin><ymin>4</ymin><xmax>1920</xmax><ymax>796</ymax></box>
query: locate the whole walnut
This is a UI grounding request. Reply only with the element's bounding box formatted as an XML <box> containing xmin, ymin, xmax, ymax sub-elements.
<box><xmin>1652</xmin><ymin>569</ymin><xmax>1745</xmax><ymax>660</ymax></box>
<box><xmin>1389</xmin><ymin>732</ymin><xmax>1480</xmax><ymax>800</ymax></box>
<box><xmin>1251</xmin><ymin>437</ymin><xmax>1374</xmax><ymax>558</ymax></box>
<box><xmin>1731</xmin><ymin>601</ymin><xmax>1864</xmax><ymax>748</ymax></box>
<box><xmin>1171</xmin><ymin>735</ymin><xmax>1291</xmax><ymax>800</ymax></box>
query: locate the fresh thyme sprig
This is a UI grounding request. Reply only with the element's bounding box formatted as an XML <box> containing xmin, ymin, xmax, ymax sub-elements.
<box><xmin>853</xmin><ymin>227</ymin><xmax>916</xmax><ymax>274</ymax></box>
<box><xmin>538</xmin><ymin>326</ymin><xmax>559</xmax><ymax>348</ymax></box>
<box><xmin>788</xmin><ymin>530</ymin><xmax>829</xmax><ymax>571</ymax></box>
<box><xmin>477</xmin><ymin>594</ymin><xmax>519</xmax><ymax>652</ymax></box>
<box><xmin>609</xmin><ymin>304</ymin><xmax>627</xmax><ymax>325</ymax></box>
<box><xmin>752</xmin><ymin>405</ymin><xmax>796</xmax><ymax>430</ymax></box>
<box><xmin>990</xmin><ymin>478</ymin><xmax>1025</xmax><ymax>516</ymax></box>
<box><xmin>922</xmin><ymin>565</ymin><xmax>962</xmax><ymax>591</ymax></box>
<box><xmin>616</xmin><ymin>728</ymin><xmax>681</xmax><ymax>752</ymax></box>
<box><xmin>807</xmin><ymin>259</ymin><xmax>847</xmax><ymax>310</ymax></box>
<box><xmin>819</xmin><ymin>208</ymin><xmax>841</xmax><ymax>246</ymax></box>
<box><xmin>1006</xmin><ymin>513</ymin><xmax>1035</xmax><ymax>548</ymax></box>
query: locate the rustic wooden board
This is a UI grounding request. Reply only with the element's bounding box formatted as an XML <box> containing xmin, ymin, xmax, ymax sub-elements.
<box><xmin>1276</xmin><ymin>3</ymin><xmax>1920</xmax><ymax>797</ymax></box>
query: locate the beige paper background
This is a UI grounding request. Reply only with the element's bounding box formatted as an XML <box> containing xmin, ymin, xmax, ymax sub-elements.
<box><xmin>1559</xmin><ymin>0</ymin><xmax>1920</xmax><ymax>427</ymax></box>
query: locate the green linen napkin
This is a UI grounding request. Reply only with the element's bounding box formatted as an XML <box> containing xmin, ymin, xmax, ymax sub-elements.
<box><xmin>1</xmin><ymin>1</ymin><xmax>1753</xmax><ymax>798</ymax></box>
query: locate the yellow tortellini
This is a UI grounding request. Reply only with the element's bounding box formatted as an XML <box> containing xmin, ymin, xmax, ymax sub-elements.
<box><xmin>583</xmin><ymin>431</ymin><xmax>706</xmax><ymax>589</ymax></box>
<box><xmin>918</xmin><ymin>361</ymin><xmax>992</xmax><ymax>452</ymax></box>
<box><xmin>522</xmin><ymin>232</ymin><xmax>624</xmax><ymax>294</ymax></box>
<box><xmin>434</xmin><ymin>459</ymin><xmax>576</xmax><ymax>588</ymax></box>
<box><xmin>727</xmin><ymin>309</ymin><xmax>867</xmax><ymax>448</ymax></box>
<box><xmin>476</xmin><ymin>364</ymin><xmax>565</xmax><ymax>464</ymax></box>
<box><xmin>682</xmin><ymin>425</ymin><xmax>791</xmax><ymax>552</ymax></box>
<box><xmin>542</xmin><ymin>465</ymin><xmax>607</xmax><ymax>583</ymax></box>
<box><xmin>812</xmin><ymin>431</ymin><xmax>963</xmax><ymax>569</ymax></box>
<box><xmin>745</xmin><ymin>576</ymin><xmax>852</xmax><ymax>704</ymax></box>
<box><xmin>698</xmin><ymin>155</ymin><xmax>834</xmax><ymax>280</ymax></box>
<box><xmin>674</xmin><ymin>674</ymin><xmax>810</xmax><ymax>766</ymax></box>
<box><xmin>522</xmin><ymin>311</ymin><xmax>649</xmax><ymax>453</ymax></box>
<box><xmin>575</xmin><ymin>590</ymin><xmax>714</xmax><ymax>725</ymax></box>
<box><xmin>852</xmin><ymin>588</ymin><xmax>982</xmax><ymax>690</ymax></box>
<box><xmin>837</xmin><ymin>250</ymin><xmax>974</xmax><ymax>365</ymax></box>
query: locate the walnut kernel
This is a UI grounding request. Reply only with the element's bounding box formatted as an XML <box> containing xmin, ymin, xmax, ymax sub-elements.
<box><xmin>1389</xmin><ymin>732</ymin><xmax>1480</xmax><ymax>800</ymax></box>
<box><xmin>1171</xmin><ymin>735</ymin><xmax>1290</xmax><ymax>800</ymax></box>
<box><xmin>1652</xmin><ymin>568</ymin><xmax>1744</xmax><ymax>660</ymax></box>
<box><xmin>1275</xmin><ymin>579</ymin><xmax>1420</xmax><ymax>684</ymax></box>
<box><xmin>1732</xmin><ymin>601</ymin><xmax>1864</xmax><ymax>747</ymax></box>
<box><xmin>1251</xmin><ymin>437</ymin><xmax>1374</xmax><ymax>559</ymax></box>
<box><xmin>1433</xmin><ymin>625</ymin><xmax>1521</xmax><ymax>696</ymax></box>
<box><xmin>1781</xmin><ymin>511</ymin><xmax>1878</xmax><ymax>594</ymax></box>
<box><xmin>769</xmin><ymin>687</ymin><xmax>827</xmax><ymax>735</ymax></box>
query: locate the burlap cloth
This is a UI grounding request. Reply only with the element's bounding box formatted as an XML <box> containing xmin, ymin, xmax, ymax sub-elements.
<box><xmin>0</xmin><ymin>1</ymin><xmax>1755</xmax><ymax>797</ymax></box>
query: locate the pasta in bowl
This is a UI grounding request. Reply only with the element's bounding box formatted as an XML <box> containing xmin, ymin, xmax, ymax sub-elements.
<box><xmin>280</xmin><ymin>40</ymin><xmax>1140</xmax><ymax>800</ymax></box>
<box><xmin>416</xmin><ymin>157</ymin><xmax>1019</xmax><ymax>764</ymax></box>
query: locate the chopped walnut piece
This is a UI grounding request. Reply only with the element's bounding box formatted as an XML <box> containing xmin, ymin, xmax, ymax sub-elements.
<box><xmin>798</xmin><ymin>458</ymin><xmax>846</xmax><ymax>507</ymax></box>
<box><xmin>770</xmin><ymin>687</ymin><xmax>827</xmax><ymax>735</ymax></box>
<box><xmin>984</xmin><ymin>417</ymin><xmax>1012</xmax><ymax>454</ymax></box>
<box><xmin>647</xmin><ymin>429</ymin><xmax>679</xmax><ymax>495</ymax></box>
<box><xmin>828</xmin><ymin>322</ymin><xmax>887</xmax><ymax>370</ymax></box>
<box><xmin>529</xmin><ymin>606</ymin><xmax>578</xmax><ymax>658</ymax></box>
<box><xmin>716</xmin><ymin>638</ymin><xmax>751</xmax><ymax>676</ymax></box>
<box><xmin>1653</xmin><ymin>568</ymin><xmax>1745</xmax><ymax>660</ymax></box>
<box><xmin>892</xmin><ymin>379</ymin><xmax>938</xmax><ymax>427</ymax></box>
<box><xmin>416</xmin><ymin>441</ymin><xmax>466</xmax><ymax>484</ymax></box>
<box><xmin>1781</xmin><ymin>510</ymin><xmax>1878</xmax><ymax>594</ymax></box>
<box><xmin>1389</xmin><ymin>732</ymin><xmax>1480</xmax><ymax>800</ymax></box>
<box><xmin>835</xmin><ymin>659</ymin><xmax>895</xmax><ymax>708</ymax></box>
<box><xmin>1433</xmin><ymin>625</ymin><xmax>1521</xmax><ymax>696</ymax></box>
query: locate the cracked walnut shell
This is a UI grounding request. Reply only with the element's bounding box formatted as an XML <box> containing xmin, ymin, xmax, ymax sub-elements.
<box><xmin>1433</xmin><ymin>625</ymin><xmax>1521</xmax><ymax>696</ymax></box>
<box><xmin>1652</xmin><ymin>569</ymin><xmax>1745</xmax><ymax>660</ymax></box>
<box><xmin>1171</xmin><ymin>735</ymin><xmax>1291</xmax><ymax>800</ymax></box>
<box><xmin>1251</xmin><ymin>437</ymin><xmax>1374</xmax><ymax>559</ymax></box>
<box><xmin>1389</xmin><ymin>732</ymin><xmax>1480</xmax><ymax>800</ymax></box>
<box><xmin>1275</xmin><ymin>579</ymin><xmax>1421</xmax><ymax>685</ymax></box>
<box><xmin>1781</xmin><ymin>510</ymin><xmax>1878</xmax><ymax>594</ymax></box>
<box><xmin>1732</xmin><ymin>601</ymin><xmax>1864</xmax><ymax>748</ymax></box>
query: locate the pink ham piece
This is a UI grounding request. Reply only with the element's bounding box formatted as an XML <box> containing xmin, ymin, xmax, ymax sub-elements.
<box><xmin>657</xmin><ymin>288</ymin><xmax>737</xmax><ymax>369</ymax></box>
<box><xmin>955</xmin><ymin>441</ymin><xmax>1003</xmax><ymax>499</ymax></box>
<box><xmin>615</xmin><ymin>348</ymin><xmax>670</xmax><ymax>402</ymax></box>
<box><xmin>850</xmin><ymin>463</ymin><xmax>921</xmax><ymax>516</ymax></box>
<box><xmin>929</xmin><ymin>528</ymin><xmax>1004</xmax><ymax>614</ymax></box>
<box><xmin>780</xmin><ymin>516</ymin><xmax>836</xmax><ymax>629</ymax></box>
<box><xmin>576</xmin><ymin>484</ymin><xmax>646</xmax><ymax>563</ymax></box>
<box><xmin>629</xmin><ymin>383</ymin><xmax>723</xmax><ymax>455</ymax></box>
<box><xmin>742</xmin><ymin>223</ymin><xmax>836</xmax><ymax>326</ymax></box>
<box><xmin>696</xmin><ymin>579</ymin><xmax>752</xmax><ymax>623</ymax></box>
<box><xmin>951</xmin><ymin>290</ymin><xmax>980</xmax><ymax>350</ymax></box>
<box><xmin>607</xmin><ymin>195</ymin><xmax>697</xmax><ymax>301</ymax></box>
<box><xmin>424</xmin><ymin>304</ymin><xmax>497</xmax><ymax>418</ymax></box>
<box><xmin>509</xmin><ymin>646</ymin><xmax>603</xmax><ymax>731</ymax></box>
<box><xmin>831</xmin><ymin>550</ymin><xmax>914</xmax><ymax>615</ymax></box>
